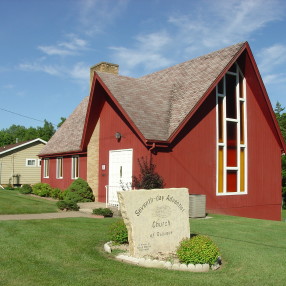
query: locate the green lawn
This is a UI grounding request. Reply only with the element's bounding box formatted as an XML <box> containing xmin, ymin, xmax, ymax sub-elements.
<box><xmin>0</xmin><ymin>189</ymin><xmax>58</xmax><ymax>214</ymax></box>
<box><xmin>0</xmin><ymin>214</ymin><xmax>285</xmax><ymax>286</ymax></box>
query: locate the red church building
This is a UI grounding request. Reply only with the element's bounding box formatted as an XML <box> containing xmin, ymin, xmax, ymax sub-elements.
<box><xmin>39</xmin><ymin>42</ymin><xmax>285</xmax><ymax>221</ymax></box>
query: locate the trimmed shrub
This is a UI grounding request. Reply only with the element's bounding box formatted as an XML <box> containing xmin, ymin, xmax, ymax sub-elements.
<box><xmin>93</xmin><ymin>208</ymin><xmax>113</xmax><ymax>217</ymax></box>
<box><xmin>50</xmin><ymin>188</ymin><xmax>62</xmax><ymax>199</ymax></box>
<box><xmin>32</xmin><ymin>183</ymin><xmax>52</xmax><ymax>197</ymax></box>
<box><xmin>177</xmin><ymin>235</ymin><xmax>220</xmax><ymax>265</ymax></box>
<box><xmin>5</xmin><ymin>184</ymin><xmax>14</xmax><ymax>190</ymax></box>
<box><xmin>109</xmin><ymin>219</ymin><xmax>128</xmax><ymax>244</ymax></box>
<box><xmin>64</xmin><ymin>178</ymin><xmax>94</xmax><ymax>203</ymax></box>
<box><xmin>132</xmin><ymin>156</ymin><xmax>164</xmax><ymax>189</ymax></box>
<box><xmin>19</xmin><ymin>184</ymin><xmax>32</xmax><ymax>194</ymax></box>
<box><xmin>56</xmin><ymin>200</ymin><xmax>79</xmax><ymax>211</ymax></box>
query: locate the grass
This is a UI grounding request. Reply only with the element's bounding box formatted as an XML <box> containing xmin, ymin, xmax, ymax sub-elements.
<box><xmin>0</xmin><ymin>189</ymin><xmax>58</xmax><ymax>214</ymax></box>
<box><xmin>0</xmin><ymin>214</ymin><xmax>285</xmax><ymax>286</ymax></box>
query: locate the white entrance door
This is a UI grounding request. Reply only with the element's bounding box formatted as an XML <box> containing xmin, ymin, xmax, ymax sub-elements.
<box><xmin>108</xmin><ymin>149</ymin><xmax>133</xmax><ymax>205</ymax></box>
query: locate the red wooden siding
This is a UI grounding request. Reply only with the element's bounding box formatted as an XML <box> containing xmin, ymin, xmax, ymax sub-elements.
<box><xmin>41</xmin><ymin>155</ymin><xmax>87</xmax><ymax>190</ymax></box>
<box><xmin>97</xmin><ymin>97</ymin><xmax>149</xmax><ymax>202</ymax></box>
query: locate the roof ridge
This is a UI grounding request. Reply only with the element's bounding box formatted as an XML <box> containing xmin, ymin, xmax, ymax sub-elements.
<box><xmin>140</xmin><ymin>41</ymin><xmax>246</xmax><ymax>81</ymax></box>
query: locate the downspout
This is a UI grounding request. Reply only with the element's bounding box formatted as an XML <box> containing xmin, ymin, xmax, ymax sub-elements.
<box><xmin>149</xmin><ymin>143</ymin><xmax>156</xmax><ymax>153</ymax></box>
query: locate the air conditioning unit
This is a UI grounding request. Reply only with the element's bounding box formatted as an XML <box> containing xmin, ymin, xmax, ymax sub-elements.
<box><xmin>189</xmin><ymin>194</ymin><xmax>206</xmax><ymax>218</ymax></box>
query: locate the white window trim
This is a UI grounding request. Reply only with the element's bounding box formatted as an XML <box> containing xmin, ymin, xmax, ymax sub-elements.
<box><xmin>71</xmin><ymin>156</ymin><xmax>79</xmax><ymax>179</ymax></box>
<box><xmin>216</xmin><ymin>63</ymin><xmax>248</xmax><ymax>196</ymax></box>
<box><xmin>26</xmin><ymin>158</ymin><xmax>37</xmax><ymax>167</ymax></box>
<box><xmin>43</xmin><ymin>158</ymin><xmax>50</xmax><ymax>178</ymax></box>
<box><xmin>56</xmin><ymin>157</ymin><xmax>63</xmax><ymax>179</ymax></box>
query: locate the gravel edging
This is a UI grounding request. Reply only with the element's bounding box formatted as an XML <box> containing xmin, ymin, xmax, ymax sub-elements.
<box><xmin>104</xmin><ymin>241</ymin><xmax>220</xmax><ymax>272</ymax></box>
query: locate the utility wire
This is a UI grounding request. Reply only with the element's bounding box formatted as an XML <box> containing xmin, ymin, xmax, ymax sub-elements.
<box><xmin>0</xmin><ymin>107</ymin><xmax>57</xmax><ymax>127</ymax></box>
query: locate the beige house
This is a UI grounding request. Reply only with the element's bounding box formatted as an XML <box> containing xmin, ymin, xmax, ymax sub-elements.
<box><xmin>0</xmin><ymin>138</ymin><xmax>46</xmax><ymax>187</ymax></box>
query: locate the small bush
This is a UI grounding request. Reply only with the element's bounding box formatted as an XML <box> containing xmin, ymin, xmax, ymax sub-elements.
<box><xmin>93</xmin><ymin>208</ymin><xmax>113</xmax><ymax>217</ymax></box>
<box><xmin>56</xmin><ymin>200</ymin><xmax>79</xmax><ymax>211</ymax></box>
<box><xmin>19</xmin><ymin>184</ymin><xmax>32</xmax><ymax>194</ymax></box>
<box><xmin>132</xmin><ymin>156</ymin><xmax>164</xmax><ymax>189</ymax></box>
<box><xmin>50</xmin><ymin>188</ymin><xmax>62</xmax><ymax>199</ymax></box>
<box><xmin>32</xmin><ymin>183</ymin><xmax>52</xmax><ymax>197</ymax></box>
<box><xmin>177</xmin><ymin>235</ymin><xmax>220</xmax><ymax>265</ymax></box>
<box><xmin>64</xmin><ymin>178</ymin><xmax>94</xmax><ymax>203</ymax></box>
<box><xmin>5</xmin><ymin>184</ymin><xmax>14</xmax><ymax>190</ymax></box>
<box><xmin>109</xmin><ymin>219</ymin><xmax>128</xmax><ymax>244</ymax></box>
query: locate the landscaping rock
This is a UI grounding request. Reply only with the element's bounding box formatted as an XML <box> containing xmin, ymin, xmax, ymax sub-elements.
<box><xmin>187</xmin><ymin>264</ymin><xmax>196</xmax><ymax>271</ymax></box>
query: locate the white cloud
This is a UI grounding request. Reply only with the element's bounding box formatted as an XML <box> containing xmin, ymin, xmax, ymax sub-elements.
<box><xmin>263</xmin><ymin>73</ymin><xmax>286</xmax><ymax>85</ymax></box>
<box><xmin>19</xmin><ymin>61</ymin><xmax>62</xmax><ymax>76</ymax></box>
<box><xmin>18</xmin><ymin>59</ymin><xmax>89</xmax><ymax>83</ymax></box>
<box><xmin>38</xmin><ymin>34</ymin><xmax>88</xmax><ymax>56</ymax></box>
<box><xmin>68</xmin><ymin>62</ymin><xmax>89</xmax><ymax>81</ymax></box>
<box><xmin>110</xmin><ymin>31</ymin><xmax>173</xmax><ymax>75</ymax></box>
<box><xmin>3</xmin><ymin>84</ymin><xmax>14</xmax><ymax>89</ymax></box>
<box><xmin>257</xmin><ymin>44</ymin><xmax>286</xmax><ymax>86</ymax></box>
<box><xmin>168</xmin><ymin>0</ymin><xmax>285</xmax><ymax>53</ymax></box>
<box><xmin>258</xmin><ymin>44</ymin><xmax>286</xmax><ymax>73</ymax></box>
<box><xmin>78</xmin><ymin>0</ymin><xmax>129</xmax><ymax>35</ymax></box>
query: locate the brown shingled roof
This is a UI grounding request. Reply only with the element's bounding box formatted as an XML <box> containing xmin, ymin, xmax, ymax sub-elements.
<box><xmin>39</xmin><ymin>96</ymin><xmax>89</xmax><ymax>156</ymax></box>
<box><xmin>41</xmin><ymin>42</ymin><xmax>246</xmax><ymax>155</ymax></box>
<box><xmin>98</xmin><ymin>42</ymin><xmax>246</xmax><ymax>141</ymax></box>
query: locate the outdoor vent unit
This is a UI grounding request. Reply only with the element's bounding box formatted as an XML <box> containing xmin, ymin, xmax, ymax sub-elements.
<box><xmin>189</xmin><ymin>194</ymin><xmax>206</xmax><ymax>218</ymax></box>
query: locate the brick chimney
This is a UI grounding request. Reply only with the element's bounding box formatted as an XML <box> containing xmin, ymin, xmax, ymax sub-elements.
<box><xmin>90</xmin><ymin>62</ymin><xmax>119</xmax><ymax>88</ymax></box>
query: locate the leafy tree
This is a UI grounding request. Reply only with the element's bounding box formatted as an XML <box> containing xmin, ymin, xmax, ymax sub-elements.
<box><xmin>57</xmin><ymin>117</ymin><xmax>66</xmax><ymax>128</ymax></box>
<box><xmin>37</xmin><ymin>120</ymin><xmax>55</xmax><ymax>142</ymax></box>
<box><xmin>0</xmin><ymin>119</ymin><xmax>59</xmax><ymax>147</ymax></box>
<box><xmin>275</xmin><ymin>102</ymin><xmax>286</xmax><ymax>208</ymax></box>
<box><xmin>275</xmin><ymin>102</ymin><xmax>286</xmax><ymax>142</ymax></box>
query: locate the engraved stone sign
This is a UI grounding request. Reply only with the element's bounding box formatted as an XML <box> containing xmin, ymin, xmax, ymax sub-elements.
<box><xmin>118</xmin><ymin>188</ymin><xmax>190</xmax><ymax>258</ymax></box>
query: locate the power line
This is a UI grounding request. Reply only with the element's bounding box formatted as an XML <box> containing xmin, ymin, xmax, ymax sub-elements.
<box><xmin>0</xmin><ymin>107</ymin><xmax>57</xmax><ymax>127</ymax></box>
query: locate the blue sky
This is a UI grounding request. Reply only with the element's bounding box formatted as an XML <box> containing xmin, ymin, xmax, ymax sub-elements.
<box><xmin>1</xmin><ymin>0</ymin><xmax>286</xmax><ymax>129</ymax></box>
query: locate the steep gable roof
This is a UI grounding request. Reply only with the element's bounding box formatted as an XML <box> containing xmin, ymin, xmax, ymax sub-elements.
<box><xmin>42</xmin><ymin>41</ymin><xmax>285</xmax><ymax>156</ymax></box>
<box><xmin>0</xmin><ymin>138</ymin><xmax>46</xmax><ymax>156</ymax></box>
<box><xmin>39</xmin><ymin>96</ymin><xmax>89</xmax><ymax>156</ymax></box>
<box><xmin>96</xmin><ymin>42</ymin><xmax>246</xmax><ymax>141</ymax></box>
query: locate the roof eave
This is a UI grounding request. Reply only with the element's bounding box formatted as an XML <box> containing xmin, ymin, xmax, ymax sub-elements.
<box><xmin>0</xmin><ymin>138</ymin><xmax>47</xmax><ymax>156</ymax></box>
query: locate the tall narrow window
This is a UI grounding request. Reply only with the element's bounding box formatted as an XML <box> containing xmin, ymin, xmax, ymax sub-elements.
<box><xmin>72</xmin><ymin>156</ymin><xmax>79</xmax><ymax>179</ymax></box>
<box><xmin>43</xmin><ymin>158</ymin><xmax>50</xmax><ymax>178</ymax></box>
<box><xmin>216</xmin><ymin>62</ymin><xmax>247</xmax><ymax>195</ymax></box>
<box><xmin>56</xmin><ymin>157</ymin><xmax>63</xmax><ymax>179</ymax></box>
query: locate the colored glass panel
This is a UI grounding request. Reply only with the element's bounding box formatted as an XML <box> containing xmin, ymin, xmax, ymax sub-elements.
<box><xmin>239</xmin><ymin>72</ymin><xmax>244</xmax><ymax>98</ymax></box>
<box><xmin>240</xmin><ymin>149</ymin><xmax>245</xmax><ymax>192</ymax></box>
<box><xmin>218</xmin><ymin>96</ymin><xmax>224</xmax><ymax>143</ymax></box>
<box><xmin>228</xmin><ymin>63</ymin><xmax>236</xmax><ymax>73</ymax></box>
<box><xmin>227</xmin><ymin>171</ymin><xmax>237</xmax><ymax>192</ymax></box>
<box><xmin>227</xmin><ymin>121</ymin><xmax>237</xmax><ymax>167</ymax></box>
<box><xmin>226</xmin><ymin>74</ymin><xmax>237</xmax><ymax>119</ymax></box>
<box><xmin>218</xmin><ymin>147</ymin><xmax>224</xmax><ymax>193</ymax></box>
<box><xmin>240</xmin><ymin>101</ymin><xmax>245</xmax><ymax>144</ymax></box>
<box><xmin>218</xmin><ymin>78</ymin><xmax>224</xmax><ymax>94</ymax></box>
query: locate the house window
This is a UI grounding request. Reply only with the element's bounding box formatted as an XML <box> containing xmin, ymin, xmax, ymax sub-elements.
<box><xmin>56</xmin><ymin>157</ymin><xmax>63</xmax><ymax>179</ymax></box>
<box><xmin>26</xmin><ymin>159</ymin><xmax>36</xmax><ymax>167</ymax></box>
<box><xmin>71</xmin><ymin>156</ymin><xmax>79</xmax><ymax>179</ymax></box>
<box><xmin>38</xmin><ymin>159</ymin><xmax>42</xmax><ymax>167</ymax></box>
<box><xmin>43</xmin><ymin>158</ymin><xmax>50</xmax><ymax>178</ymax></box>
<box><xmin>216</xmin><ymin>62</ymin><xmax>247</xmax><ymax>195</ymax></box>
